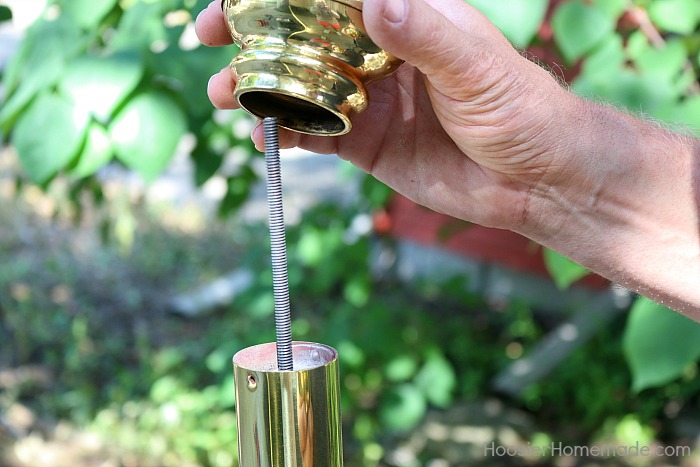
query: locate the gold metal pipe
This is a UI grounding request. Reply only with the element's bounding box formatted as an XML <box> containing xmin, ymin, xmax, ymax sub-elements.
<box><xmin>223</xmin><ymin>0</ymin><xmax>402</xmax><ymax>136</ymax></box>
<box><xmin>233</xmin><ymin>341</ymin><xmax>343</xmax><ymax>466</ymax></box>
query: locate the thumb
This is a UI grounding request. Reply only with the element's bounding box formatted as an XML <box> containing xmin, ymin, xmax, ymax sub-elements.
<box><xmin>362</xmin><ymin>0</ymin><xmax>517</xmax><ymax>94</ymax></box>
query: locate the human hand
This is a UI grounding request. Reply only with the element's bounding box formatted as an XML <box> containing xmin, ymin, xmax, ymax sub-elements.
<box><xmin>197</xmin><ymin>0</ymin><xmax>700</xmax><ymax>315</ymax></box>
<box><xmin>196</xmin><ymin>0</ymin><xmax>577</xmax><ymax>231</ymax></box>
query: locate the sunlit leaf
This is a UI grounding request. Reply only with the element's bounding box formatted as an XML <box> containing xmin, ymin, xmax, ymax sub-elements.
<box><xmin>580</xmin><ymin>34</ymin><xmax>625</xmax><ymax>80</ymax></box>
<box><xmin>468</xmin><ymin>0</ymin><xmax>548</xmax><ymax>48</ymax></box>
<box><xmin>109</xmin><ymin>91</ymin><xmax>186</xmax><ymax>182</ymax></box>
<box><xmin>591</xmin><ymin>0</ymin><xmax>627</xmax><ymax>21</ymax></box>
<box><xmin>385</xmin><ymin>355</ymin><xmax>418</xmax><ymax>382</ymax></box>
<box><xmin>0</xmin><ymin>16</ymin><xmax>85</xmax><ymax>132</ymax></box>
<box><xmin>379</xmin><ymin>384</ymin><xmax>427</xmax><ymax>431</ymax></box>
<box><xmin>649</xmin><ymin>0</ymin><xmax>700</xmax><ymax>35</ymax></box>
<box><xmin>110</xmin><ymin>1</ymin><xmax>168</xmax><ymax>51</ymax></box>
<box><xmin>151</xmin><ymin>376</ymin><xmax>183</xmax><ymax>404</ymax></box>
<box><xmin>219</xmin><ymin>374</ymin><xmax>236</xmax><ymax>408</ymax></box>
<box><xmin>60</xmin><ymin>51</ymin><xmax>144</xmax><ymax>122</ymax></box>
<box><xmin>206</xmin><ymin>339</ymin><xmax>241</xmax><ymax>373</ymax></box>
<box><xmin>415</xmin><ymin>350</ymin><xmax>456</xmax><ymax>407</ymax></box>
<box><xmin>337</xmin><ymin>340</ymin><xmax>365</xmax><ymax>368</ymax></box>
<box><xmin>669</xmin><ymin>95</ymin><xmax>700</xmax><ymax>133</ymax></box>
<box><xmin>552</xmin><ymin>0</ymin><xmax>614</xmax><ymax>63</ymax></box>
<box><xmin>12</xmin><ymin>93</ymin><xmax>88</xmax><ymax>184</ymax></box>
<box><xmin>573</xmin><ymin>69</ymin><xmax>678</xmax><ymax>115</ymax></box>
<box><xmin>69</xmin><ymin>122</ymin><xmax>113</xmax><ymax>177</ymax></box>
<box><xmin>623</xmin><ymin>297</ymin><xmax>700</xmax><ymax>392</ymax></box>
<box><xmin>634</xmin><ymin>40</ymin><xmax>687</xmax><ymax>82</ymax></box>
<box><xmin>58</xmin><ymin>0</ymin><xmax>118</xmax><ymax>29</ymax></box>
<box><xmin>625</xmin><ymin>31</ymin><xmax>650</xmax><ymax>61</ymax></box>
<box><xmin>343</xmin><ymin>274</ymin><xmax>370</xmax><ymax>307</ymax></box>
<box><xmin>298</xmin><ymin>228</ymin><xmax>324</xmax><ymax>266</ymax></box>
<box><xmin>543</xmin><ymin>249</ymin><xmax>589</xmax><ymax>290</ymax></box>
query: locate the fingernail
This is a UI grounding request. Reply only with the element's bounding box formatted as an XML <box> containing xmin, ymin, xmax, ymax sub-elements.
<box><xmin>383</xmin><ymin>0</ymin><xmax>406</xmax><ymax>24</ymax></box>
<box><xmin>251</xmin><ymin>121</ymin><xmax>264</xmax><ymax>150</ymax></box>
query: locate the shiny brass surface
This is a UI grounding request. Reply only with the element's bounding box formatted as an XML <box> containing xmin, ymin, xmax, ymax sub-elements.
<box><xmin>233</xmin><ymin>341</ymin><xmax>343</xmax><ymax>466</ymax></box>
<box><xmin>223</xmin><ymin>0</ymin><xmax>402</xmax><ymax>135</ymax></box>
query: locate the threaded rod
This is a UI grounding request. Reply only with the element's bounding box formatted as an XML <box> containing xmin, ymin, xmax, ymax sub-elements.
<box><xmin>263</xmin><ymin>117</ymin><xmax>293</xmax><ymax>371</ymax></box>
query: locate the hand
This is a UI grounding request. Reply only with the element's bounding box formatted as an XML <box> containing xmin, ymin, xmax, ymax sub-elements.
<box><xmin>196</xmin><ymin>0</ymin><xmax>700</xmax><ymax>316</ymax></box>
<box><xmin>195</xmin><ymin>0</ymin><xmax>577</xmax><ymax>231</ymax></box>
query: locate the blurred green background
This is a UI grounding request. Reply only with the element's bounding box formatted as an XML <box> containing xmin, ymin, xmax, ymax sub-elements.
<box><xmin>1</xmin><ymin>0</ymin><xmax>700</xmax><ymax>465</ymax></box>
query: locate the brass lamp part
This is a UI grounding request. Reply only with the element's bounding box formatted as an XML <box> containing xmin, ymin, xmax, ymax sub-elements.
<box><xmin>223</xmin><ymin>0</ymin><xmax>402</xmax><ymax>136</ymax></box>
<box><xmin>233</xmin><ymin>341</ymin><xmax>343</xmax><ymax>466</ymax></box>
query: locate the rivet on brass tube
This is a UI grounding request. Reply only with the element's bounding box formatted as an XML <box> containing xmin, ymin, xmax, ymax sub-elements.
<box><xmin>223</xmin><ymin>0</ymin><xmax>403</xmax><ymax>136</ymax></box>
<box><xmin>233</xmin><ymin>341</ymin><xmax>343</xmax><ymax>466</ymax></box>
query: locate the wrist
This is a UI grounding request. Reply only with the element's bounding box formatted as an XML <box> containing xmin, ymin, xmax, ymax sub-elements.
<box><xmin>517</xmin><ymin>95</ymin><xmax>700</xmax><ymax>314</ymax></box>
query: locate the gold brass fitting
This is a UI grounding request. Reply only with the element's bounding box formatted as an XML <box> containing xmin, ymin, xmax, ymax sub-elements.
<box><xmin>223</xmin><ymin>0</ymin><xmax>402</xmax><ymax>136</ymax></box>
<box><xmin>233</xmin><ymin>341</ymin><xmax>343</xmax><ymax>466</ymax></box>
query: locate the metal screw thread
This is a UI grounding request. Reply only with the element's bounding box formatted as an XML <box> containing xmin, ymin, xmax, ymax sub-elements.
<box><xmin>263</xmin><ymin>117</ymin><xmax>293</xmax><ymax>371</ymax></box>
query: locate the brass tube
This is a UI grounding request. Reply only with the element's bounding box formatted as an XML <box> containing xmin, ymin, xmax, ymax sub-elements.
<box><xmin>233</xmin><ymin>341</ymin><xmax>343</xmax><ymax>466</ymax></box>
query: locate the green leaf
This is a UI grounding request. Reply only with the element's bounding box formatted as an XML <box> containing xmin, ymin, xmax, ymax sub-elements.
<box><xmin>219</xmin><ymin>374</ymin><xmax>236</xmax><ymax>408</ymax></box>
<box><xmin>361</xmin><ymin>174</ymin><xmax>394</xmax><ymax>208</ymax></box>
<box><xmin>191</xmin><ymin>143</ymin><xmax>223</xmax><ymax>186</ymax></box>
<box><xmin>572</xmin><ymin>69</ymin><xmax>678</xmax><ymax>116</ymax></box>
<box><xmin>580</xmin><ymin>35</ymin><xmax>625</xmax><ymax>80</ymax></box>
<box><xmin>543</xmin><ymin>249</ymin><xmax>589</xmax><ymax>290</ymax></box>
<box><xmin>298</xmin><ymin>228</ymin><xmax>324</xmax><ymax>266</ymax></box>
<box><xmin>217</xmin><ymin>167</ymin><xmax>257</xmax><ymax>216</ymax></box>
<box><xmin>625</xmin><ymin>31</ymin><xmax>650</xmax><ymax>61</ymax></box>
<box><xmin>57</xmin><ymin>0</ymin><xmax>118</xmax><ymax>29</ymax></box>
<box><xmin>0</xmin><ymin>17</ymin><xmax>85</xmax><ymax>132</ymax></box>
<box><xmin>385</xmin><ymin>355</ymin><xmax>418</xmax><ymax>382</ymax></box>
<box><xmin>669</xmin><ymin>95</ymin><xmax>700</xmax><ymax>133</ymax></box>
<box><xmin>591</xmin><ymin>0</ymin><xmax>628</xmax><ymax>21</ymax></box>
<box><xmin>379</xmin><ymin>384</ymin><xmax>427</xmax><ymax>432</ymax></box>
<box><xmin>649</xmin><ymin>0</ymin><xmax>700</xmax><ymax>35</ymax></box>
<box><xmin>109</xmin><ymin>91</ymin><xmax>186</xmax><ymax>182</ymax></box>
<box><xmin>152</xmin><ymin>46</ymin><xmax>236</xmax><ymax>118</ymax></box>
<box><xmin>151</xmin><ymin>376</ymin><xmax>183</xmax><ymax>404</ymax></box>
<box><xmin>110</xmin><ymin>1</ymin><xmax>168</xmax><ymax>51</ymax></box>
<box><xmin>0</xmin><ymin>5</ymin><xmax>12</xmax><ymax>22</ymax></box>
<box><xmin>343</xmin><ymin>274</ymin><xmax>370</xmax><ymax>307</ymax></box>
<box><xmin>415</xmin><ymin>350</ymin><xmax>456</xmax><ymax>407</ymax></box>
<box><xmin>337</xmin><ymin>340</ymin><xmax>365</xmax><ymax>368</ymax></box>
<box><xmin>634</xmin><ymin>40</ymin><xmax>687</xmax><ymax>82</ymax></box>
<box><xmin>467</xmin><ymin>0</ymin><xmax>548</xmax><ymax>48</ymax></box>
<box><xmin>552</xmin><ymin>0</ymin><xmax>614</xmax><ymax>63</ymax></box>
<box><xmin>69</xmin><ymin>122</ymin><xmax>113</xmax><ymax>178</ymax></box>
<box><xmin>623</xmin><ymin>297</ymin><xmax>700</xmax><ymax>392</ymax></box>
<box><xmin>12</xmin><ymin>93</ymin><xmax>88</xmax><ymax>184</ymax></box>
<box><xmin>60</xmin><ymin>51</ymin><xmax>144</xmax><ymax>122</ymax></box>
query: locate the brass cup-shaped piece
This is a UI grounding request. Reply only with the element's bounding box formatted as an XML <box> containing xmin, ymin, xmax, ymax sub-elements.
<box><xmin>223</xmin><ymin>0</ymin><xmax>402</xmax><ymax>135</ymax></box>
<box><xmin>233</xmin><ymin>341</ymin><xmax>343</xmax><ymax>466</ymax></box>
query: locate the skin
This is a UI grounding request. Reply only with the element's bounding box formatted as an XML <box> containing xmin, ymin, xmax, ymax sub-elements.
<box><xmin>196</xmin><ymin>0</ymin><xmax>700</xmax><ymax>318</ymax></box>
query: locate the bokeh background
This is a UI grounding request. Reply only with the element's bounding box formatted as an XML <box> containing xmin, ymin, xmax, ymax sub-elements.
<box><xmin>1</xmin><ymin>0</ymin><xmax>700</xmax><ymax>465</ymax></box>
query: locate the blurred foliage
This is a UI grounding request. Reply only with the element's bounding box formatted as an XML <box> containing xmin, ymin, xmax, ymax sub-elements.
<box><xmin>0</xmin><ymin>0</ymin><xmax>256</xmax><ymax>203</ymax></box>
<box><xmin>2</xmin><ymin>0</ymin><xmax>700</xmax><ymax>465</ymax></box>
<box><xmin>0</xmin><ymin>5</ymin><xmax>11</xmax><ymax>22</ymax></box>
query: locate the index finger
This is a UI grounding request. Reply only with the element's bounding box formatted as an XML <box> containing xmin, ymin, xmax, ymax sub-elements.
<box><xmin>195</xmin><ymin>0</ymin><xmax>234</xmax><ymax>47</ymax></box>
